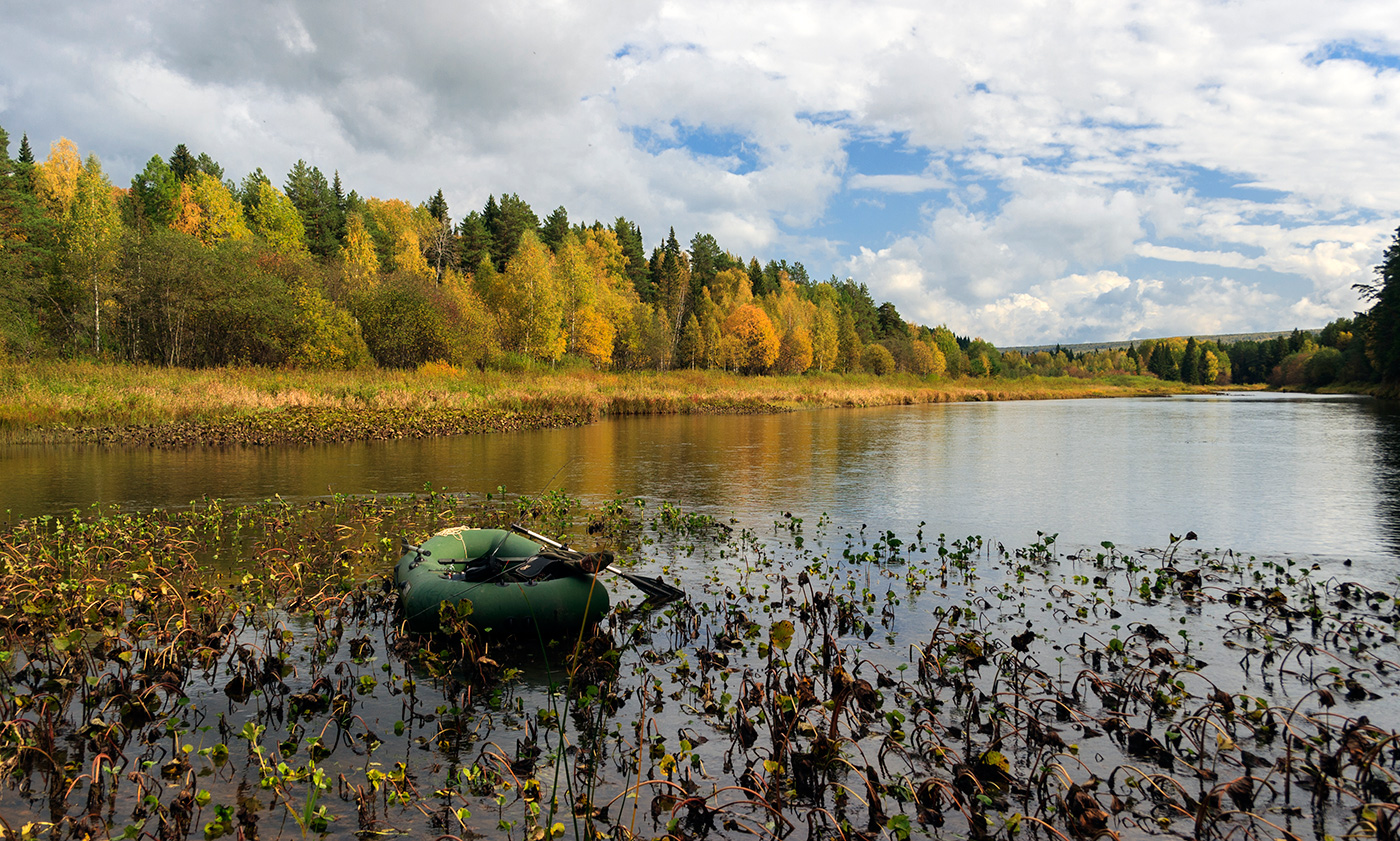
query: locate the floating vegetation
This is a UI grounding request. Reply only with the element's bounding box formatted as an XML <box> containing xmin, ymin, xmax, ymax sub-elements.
<box><xmin>1</xmin><ymin>493</ymin><xmax>1398</xmax><ymax>840</ymax></box>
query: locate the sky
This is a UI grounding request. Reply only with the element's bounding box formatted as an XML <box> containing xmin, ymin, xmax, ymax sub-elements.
<box><xmin>2</xmin><ymin>1</ymin><xmax>1399</xmax><ymax>346</ymax></box>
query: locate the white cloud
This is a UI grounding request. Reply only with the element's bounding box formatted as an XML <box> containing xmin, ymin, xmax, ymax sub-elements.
<box><xmin>2</xmin><ymin>0</ymin><xmax>1397</xmax><ymax>342</ymax></box>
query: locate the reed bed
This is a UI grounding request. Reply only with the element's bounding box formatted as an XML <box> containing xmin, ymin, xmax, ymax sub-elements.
<box><xmin>0</xmin><ymin>361</ymin><xmax>1215</xmax><ymax>445</ymax></box>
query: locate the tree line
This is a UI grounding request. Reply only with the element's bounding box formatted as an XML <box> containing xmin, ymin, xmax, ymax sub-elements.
<box><xmin>1</xmin><ymin>126</ymin><xmax>1395</xmax><ymax>388</ymax></box>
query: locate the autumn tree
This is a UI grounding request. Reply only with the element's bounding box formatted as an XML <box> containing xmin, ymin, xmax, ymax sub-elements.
<box><xmin>247</xmin><ymin>181</ymin><xmax>308</xmax><ymax>255</ymax></box>
<box><xmin>36</xmin><ymin>140</ymin><xmax>120</xmax><ymax>353</ymax></box>
<box><xmin>172</xmin><ymin>172</ymin><xmax>250</xmax><ymax>247</ymax></box>
<box><xmin>500</xmin><ymin>231</ymin><xmax>565</xmax><ymax>362</ymax></box>
<box><xmin>340</xmin><ymin>213</ymin><xmax>380</xmax><ymax>293</ymax></box>
<box><xmin>722</xmin><ymin>304</ymin><xmax>779</xmax><ymax>373</ymax></box>
<box><xmin>862</xmin><ymin>343</ymin><xmax>895</xmax><ymax>375</ymax></box>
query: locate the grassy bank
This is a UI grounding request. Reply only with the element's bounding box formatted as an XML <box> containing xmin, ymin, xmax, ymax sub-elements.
<box><xmin>0</xmin><ymin>360</ymin><xmax>1221</xmax><ymax>446</ymax></box>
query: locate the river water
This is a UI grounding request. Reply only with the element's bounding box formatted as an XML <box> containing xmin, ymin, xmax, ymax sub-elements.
<box><xmin>3</xmin><ymin>391</ymin><xmax>1398</xmax><ymax>582</ymax></box>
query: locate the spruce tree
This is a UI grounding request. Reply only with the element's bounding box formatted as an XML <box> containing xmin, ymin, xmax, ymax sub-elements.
<box><xmin>1180</xmin><ymin>337</ymin><xmax>1200</xmax><ymax>384</ymax></box>
<box><xmin>17</xmin><ymin>134</ymin><xmax>33</xmax><ymax>165</ymax></box>
<box><xmin>168</xmin><ymin>144</ymin><xmax>197</xmax><ymax>181</ymax></box>
<box><xmin>540</xmin><ymin>206</ymin><xmax>569</xmax><ymax>253</ymax></box>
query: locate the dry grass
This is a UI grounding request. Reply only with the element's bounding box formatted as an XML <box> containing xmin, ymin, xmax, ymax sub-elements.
<box><xmin>0</xmin><ymin>360</ymin><xmax>1219</xmax><ymax>439</ymax></box>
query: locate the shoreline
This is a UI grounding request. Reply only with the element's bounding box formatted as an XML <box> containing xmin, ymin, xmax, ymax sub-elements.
<box><xmin>1</xmin><ymin>361</ymin><xmax>1236</xmax><ymax>448</ymax></box>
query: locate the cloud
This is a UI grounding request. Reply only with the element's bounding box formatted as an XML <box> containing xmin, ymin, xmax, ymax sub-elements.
<box><xmin>847</xmin><ymin>173</ymin><xmax>947</xmax><ymax>193</ymax></box>
<box><xmin>2</xmin><ymin>0</ymin><xmax>1396</xmax><ymax>343</ymax></box>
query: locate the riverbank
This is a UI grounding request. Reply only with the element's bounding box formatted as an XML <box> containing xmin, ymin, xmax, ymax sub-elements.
<box><xmin>0</xmin><ymin>360</ymin><xmax>1223</xmax><ymax>446</ymax></box>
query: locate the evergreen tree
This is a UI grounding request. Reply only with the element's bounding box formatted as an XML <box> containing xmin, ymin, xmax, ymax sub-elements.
<box><xmin>284</xmin><ymin>161</ymin><xmax>340</xmax><ymax>258</ymax></box>
<box><xmin>1179</xmin><ymin>337</ymin><xmax>1200</xmax><ymax>384</ymax></box>
<box><xmin>17</xmin><ymin>134</ymin><xmax>33</xmax><ymax>165</ymax></box>
<box><xmin>168</xmin><ymin>144</ymin><xmax>197</xmax><ymax>181</ymax></box>
<box><xmin>331</xmin><ymin>172</ymin><xmax>348</xmax><ymax>242</ymax></box>
<box><xmin>1148</xmin><ymin>342</ymin><xmax>1179</xmax><ymax>380</ymax></box>
<box><xmin>540</xmin><ymin>205</ymin><xmax>570</xmax><ymax>253</ymax></box>
<box><xmin>688</xmin><ymin>232</ymin><xmax>722</xmax><ymax>289</ymax></box>
<box><xmin>130</xmin><ymin>155</ymin><xmax>181</xmax><ymax>228</ymax></box>
<box><xmin>238</xmin><ymin>168</ymin><xmax>271</xmax><ymax>213</ymax></box>
<box><xmin>195</xmin><ymin>152</ymin><xmax>223</xmax><ymax>181</ymax></box>
<box><xmin>457</xmin><ymin>210</ymin><xmax>493</xmax><ymax>273</ymax></box>
<box><xmin>613</xmin><ymin>217</ymin><xmax>650</xmax><ymax>301</ymax></box>
<box><xmin>426</xmin><ymin>189</ymin><xmax>449</xmax><ymax>222</ymax></box>
<box><xmin>487</xmin><ymin>193</ymin><xmax>538</xmax><ymax>271</ymax></box>
<box><xmin>1356</xmin><ymin>225</ymin><xmax>1400</xmax><ymax>384</ymax></box>
<box><xmin>876</xmin><ymin>301</ymin><xmax>907</xmax><ymax>338</ymax></box>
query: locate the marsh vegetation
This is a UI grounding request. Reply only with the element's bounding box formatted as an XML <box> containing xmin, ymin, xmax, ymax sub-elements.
<box><xmin>1</xmin><ymin>490</ymin><xmax>1397</xmax><ymax>840</ymax></box>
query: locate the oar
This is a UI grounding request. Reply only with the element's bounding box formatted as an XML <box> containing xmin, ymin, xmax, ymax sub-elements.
<box><xmin>510</xmin><ymin>523</ymin><xmax>685</xmax><ymax>604</ymax></box>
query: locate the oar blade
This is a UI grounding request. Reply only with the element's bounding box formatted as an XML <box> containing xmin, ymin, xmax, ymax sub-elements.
<box><xmin>618</xmin><ymin>571</ymin><xmax>685</xmax><ymax>604</ymax></box>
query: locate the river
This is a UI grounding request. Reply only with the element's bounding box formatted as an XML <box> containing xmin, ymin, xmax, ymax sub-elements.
<box><xmin>3</xmin><ymin>391</ymin><xmax>1398</xmax><ymax>582</ymax></box>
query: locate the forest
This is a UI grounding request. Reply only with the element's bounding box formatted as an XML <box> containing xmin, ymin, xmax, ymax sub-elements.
<box><xmin>1</xmin><ymin>126</ymin><xmax>1395</xmax><ymax>391</ymax></box>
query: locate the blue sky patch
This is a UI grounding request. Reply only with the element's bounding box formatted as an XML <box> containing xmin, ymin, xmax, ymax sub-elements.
<box><xmin>1305</xmin><ymin>40</ymin><xmax>1400</xmax><ymax>71</ymax></box>
<box><xmin>630</xmin><ymin>122</ymin><xmax>760</xmax><ymax>174</ymax></box>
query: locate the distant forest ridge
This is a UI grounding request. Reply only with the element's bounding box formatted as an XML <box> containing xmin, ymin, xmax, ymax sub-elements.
<box><xmin>1007</xmin><ymin>329</ymin><xmax>1322</xmax><ymax>355</ymax></box>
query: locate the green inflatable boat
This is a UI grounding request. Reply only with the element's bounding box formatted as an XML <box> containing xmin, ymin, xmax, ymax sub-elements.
<box><xmin>394</xmin><ymin>526</ymin><xmax>612</xmax><ymax>635</ymax></box>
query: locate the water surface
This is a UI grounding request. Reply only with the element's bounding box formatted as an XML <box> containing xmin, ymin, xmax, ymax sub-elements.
<box><xmin>4</xmin><ymin>392</ymin><xmax>1397</xmax><ymax>579</ymax></box>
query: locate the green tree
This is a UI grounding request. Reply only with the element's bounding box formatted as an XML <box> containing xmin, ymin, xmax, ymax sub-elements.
<box><xmin>1179</xmin><ymin>336</ymin><xmax>1200</xmax><ymax>384</ymax></box>
<box><xmin>540</xmin><ymin>205</ymin><xmax>570</xmax><ymax>253</ymax></box>
<box><xmin>0</xmin><ymin>126</ymin><xmax>51</xmax><ymax>355</ymax></box>
<box><xmin>613</xmin><ymin>217</ymin><xmax>651</xmax><ymax>301</ymax></box>
<box><xmin>130</xmin><ymin>155</ymin><xmax>181</xmax><ymax>229</ymax></box>
<box><xmin>457</xmin><ymin>211</ymin><xmax>493</xmax><ymax>274</ymax></box>
<box><xmin>284</xmin><ymin>161</ymin><xmax>341</xmax><ymax>258</ymax></box>
<box><xmin>248</xmin><ymin>181</ymin><xmax>307</xmax><ymax>255</ymax></box>
<box><xmin>1357</xmin><ymin>226</ymin><xmax>1400</xmax><ymax>384</ymax></box>
<box><xmin>487</xmin><ymin>193</ymin><xmax>539</xmax><ymax>272</ymax></box>
<box><xmin>168</xmin><ymin>144</ymin><xmax>198</xmax><ymax>181</ymax></box>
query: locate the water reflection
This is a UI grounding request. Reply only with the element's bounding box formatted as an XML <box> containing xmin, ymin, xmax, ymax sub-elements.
<box><xmin>2</xmin><ymin>398</ymin><xmax>1398</xmax><ymax>577</ymax></box>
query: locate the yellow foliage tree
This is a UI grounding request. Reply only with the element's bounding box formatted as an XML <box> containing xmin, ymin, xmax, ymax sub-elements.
<box><xmin>811</xmin><ymin>297</ymin><xmax>839</xmax><ymax>372</ymax></box>
<box><xmin>723</xmin><ymin>304</ymin><xmax>779</xmax><ymax>373</ymax></box>
<box><xmin>340</xmin><ymin>213</ymin><xmax>380</xmax><ymax>292</ymax></box>
<box><xmin>909</xmin><ymin>340</ymin><xmax>935</xmax><ymax>376</ymax></box>
<box><xmin>248</xmin><ymin>181</ymin><xmax>307</xmax><ymax>255</ymax></box>
<box><xmin>574</xmin><ymin>305</ymin><xmax>615</xmax><ymax>368</ymax></box>
<box><xmin>502</xmin><ymin>231</ymin><xmax>565</xmax><ymax>362</ymax></box>
<box><xmin>173</xmin><ymin>173</ymin><xmax>249</xmax><ymax>247</ymax></box>
<box><xmin>928</xmin><ymin>342</ymin><xmax>948</xmax><ymax>378</ymax></box>
<box><xmin>37</xmin><ymin>141</ymin><xmax>120</xmax><ymax>353</ymax></box>
<box><xmin>776</xmin><ymin>326</ymin><xmax>813</xmax><ymax>374</ymax></box>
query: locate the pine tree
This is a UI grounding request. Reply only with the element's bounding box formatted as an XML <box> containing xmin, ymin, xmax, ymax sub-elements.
<box><xmin>17</xmin><ymin>134</ymin><xmax>33</xmax><ymax>165</ymax></box>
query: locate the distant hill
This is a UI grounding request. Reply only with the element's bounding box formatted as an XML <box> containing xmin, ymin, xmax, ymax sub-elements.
<box><xmin>1004</xmin><ymin>329</ymin><xmax>1320</xmax><ymax>355</ymax></box>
